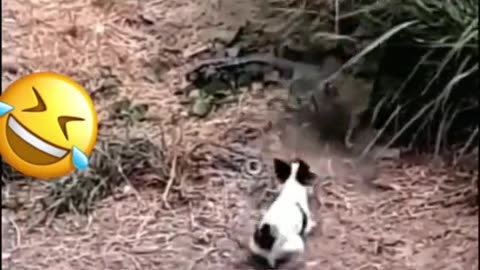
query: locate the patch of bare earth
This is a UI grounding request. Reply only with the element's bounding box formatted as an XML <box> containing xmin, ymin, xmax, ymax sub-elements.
<box><xmin>2</xmin><ymin>1</ymin><xmax>478</xmax><ymax>270</ymax></box>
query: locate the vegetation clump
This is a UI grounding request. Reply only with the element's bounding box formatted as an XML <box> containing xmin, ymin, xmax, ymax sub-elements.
<box><xmin>272</xmin><ymin>0</ymin><xmax>478</xmax><ymax>153</ymax></box>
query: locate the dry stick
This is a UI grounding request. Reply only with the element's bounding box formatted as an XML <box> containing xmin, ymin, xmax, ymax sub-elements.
<box><xmin>355</xmin><ymin>263</ymin><xmax>381</xmax><ymax>270</ymax></box>
<box><xmin>163</xmin><ymin>125</ymin><xmax>184</xmax><ymax>208</ymax></box>
<box><xmin>177</xmin><ymin>173</ymin><xmax>187</xmax><ymax>201</ymax></box>
<box><xmin>162</xmin><ymin>154</ymin><xmax>177</xmax><ymax>209</ymax></box>
<box><xmin>26</xmin><ymin>207</ymin><xmax>48</xmax><ymax>233</ymax></box>
<box><xmin>8</xmin><ymin>215</ymin><xmax>22</xmax><ymax>248</ymax></box>
<box><xmin>235</xmin><ymin>87</ymin><xmax>248</xmax><ymax>122</ymax></box>
<box><xmin>326</xmin><ymin>158</ymin><xmax>335</xmax><ymax>178</ymax></box>
<box><xmin>118</xmin><ymin>163</ymin><xmax>144</xmax><ymax>206</ymax></box>
<box><xmin>158</xmin><ymin>124</ymin><xmax>168</xmax><ymax>172</ymax></box>
<box><xmin>186</xmin><ymin>247</ymin><xmax>218</xmax><ymax>270</ymax></box>
<box><xmin>45</xmin><ymin>203</ymin><xmax>62</xmax><ymax>228</ymax></box>
<box><xmin>322</xmin><ymin>186</ymin><xmax>349</xmax><ymax>209</ymax></box>
<box><xmin>117</xmin><ymin>127</ymin><xmax>144</xmax><ymax>205</ymax></box>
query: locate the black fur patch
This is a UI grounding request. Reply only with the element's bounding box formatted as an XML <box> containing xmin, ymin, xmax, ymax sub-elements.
<box><xmin>253</xmin><ymin>223</ymin><xmax>276</xmax><ymax>251</ymax></box>
<box><xmin>273</xmin><ymin>158</ymin><xmax>291</xmax><ymax>184</ymax></box>
<box><xmin>296</xmin><ymin>202</ymin><xmax>308</xmax><ymax>236</ymax></box>
<box><xmin>294</xmin><ymin>158</ymin><xmax>317</xmax><ymax>186</ymax></box>
<box><xmin>274</xmin><ymin>158</ymin><xmax>317</xmax><ymax>186</ymax></box>
<box><xmin>323</xmin><ymin>81</ymin><xmax>339</xmax><ymax>99</ymax></box>
<box><xmin>247</xmin><ymin>253</ymin><xmax>290</xmax><ymax>269</ymax></box>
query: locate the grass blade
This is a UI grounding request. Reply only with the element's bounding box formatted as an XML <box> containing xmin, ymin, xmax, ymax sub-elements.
<box><xmin>328</xmin><ymin>20</ymin><xmax>418</xmax><ymax>80</ymax></box>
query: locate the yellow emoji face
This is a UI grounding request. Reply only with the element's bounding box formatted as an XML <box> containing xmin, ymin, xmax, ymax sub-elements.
<box><xmin>0</xmin><ymin>72</ymin><xmax>98</xmax><ymax>180</ymax></box>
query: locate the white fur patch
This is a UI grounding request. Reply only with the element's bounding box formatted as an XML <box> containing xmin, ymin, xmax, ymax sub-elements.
<box><xmin>249</xmin><ymin>161</ymin><xmax>315</xmax><ymax>267</ymax></box>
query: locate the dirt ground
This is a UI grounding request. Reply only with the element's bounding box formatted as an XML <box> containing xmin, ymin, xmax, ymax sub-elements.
<box><xmin>1</xmin><ymin>0</ymin><xmax>478</xmax><ymax>270</ymax></box>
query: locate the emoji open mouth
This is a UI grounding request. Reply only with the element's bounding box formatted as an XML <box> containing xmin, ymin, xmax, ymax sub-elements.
<box><xmin>6</xmin><ymin>115</ymin><xmax>69</xmax><ymax>165</ymax></box>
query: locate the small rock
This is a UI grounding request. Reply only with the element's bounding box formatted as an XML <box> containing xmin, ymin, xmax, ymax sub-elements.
<box><xmin>306</xmin><ymin>260</ymin><xmax>319</xmax><ymax>267</ymax></box>
<box><xmin>188</xmin><ymin>89</ymin><xmax>201</xmax><ymax>100</ymax></box>
<box><xmin>251</xmin><ymin>82</ymin><xmax>263</xmax><ymax>92</ymax></box>
<box><xmin>123</xmin><ymin>185</ymin><xmax>131</xmax><ymax>194</ymax></box>
<box><xmin>191</xmin><ymin>98</ymin><xmax>212</xmax><ymax>117</ymax></box>
<box><xmin>226</xmin><ymin>47</ymin><xmax>242</xmax><ymax>57</ymax></box>
<box><xmin>2</xmin><ymin>253</ymin><xmax>11</xmax><ymax>260</ymax></box>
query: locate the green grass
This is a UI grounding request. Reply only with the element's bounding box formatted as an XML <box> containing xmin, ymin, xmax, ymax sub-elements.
<box><xmin>271</xmin><ymin>0</ymin><xmax>479</xmax><ymax>154</ymax></box>
<box><xmin>1</xmin><ymin>97</ymin><xmax>168</xmax><ymax>223</ymax></box>
<box><xmin>356</xmin><ymin>0</ymin><xmax>478</xmax><ymax>153</ymax></box>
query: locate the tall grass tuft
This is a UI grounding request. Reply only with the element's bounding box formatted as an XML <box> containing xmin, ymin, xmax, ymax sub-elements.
<box><xmin>354</xmin><ymin>0</ymin><xmax>478</xmax><ymax>155</ymax></box>
<box><xmin>273</xmin><ymin>0</ymin><xmax>478</xmax><ymax>155</ymax></box>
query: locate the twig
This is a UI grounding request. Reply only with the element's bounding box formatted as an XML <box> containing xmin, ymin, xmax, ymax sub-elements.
<box><xmin>163</xmin><ymin>125</ymin><xmax>184</xmax><ymax>208</ymax></box>
<box><xmin>188</xmin><ymin>201</ymin><xmax>197</xmax><ymax>230</ymax></box>
<box><xmin>117</xmin><ymin>164</ymin><xmax>144</xmax><ymax>206</ymax></box>
<box><xmin>186</xmin><ymin>247</ymin><xmax>217</xmax><ymax>270</ymax></box>
<box><xmin>162</xmin><ymin>154</ymin><xmax>178</xmax><ymax>209</ymax></box>
<box><xmin>322</xmin><ymin>185</ymin><xmax>350</xmax><ymax>210</ymax></box>
<box><xmin>120</xmin><ymin>251</ymin><xmax>142</xmax><ymax>270</ymax></box>
<box><xmin>8</xmin><ymin>215</ymin><xmax>22</xmax><ymax>248</ymax></box>
<box><xmin>235</xmin><ymin>88</ymin><xmax>248</xmax><ymax>121</ymax></box>
<box><xmin>354</xmin><ymin>263</ymin><xmax>381</xmax><ymax>270</ymax></box>
<box><xmin>26</xmin><ymin>208</ymin><xmax>48</xmax><ymax>233</ymax></box>
<box><xmin>327</xmin><ymin>158</ymin><xmax>335</xmax><ymax>177</ymax></box>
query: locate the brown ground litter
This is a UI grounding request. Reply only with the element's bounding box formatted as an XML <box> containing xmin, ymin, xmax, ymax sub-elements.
<box><xmin>1</xmin><ymin>0</ymin><xmax>478</xmax><ymax>270</ymax></box>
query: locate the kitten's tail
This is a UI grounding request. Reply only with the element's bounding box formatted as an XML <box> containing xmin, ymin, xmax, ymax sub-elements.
<box><xmin>296</xmin><ymin>202</ymin><xmax>308</xmax><ymax>236</ymax></box>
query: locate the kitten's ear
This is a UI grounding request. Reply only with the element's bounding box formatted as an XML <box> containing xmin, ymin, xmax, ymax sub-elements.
<box><xmin>297</xmin><ymin>159</ymin><xmax>317</xmax><ymax>185</ymax></box>
<box><xmin>273</xmin><ymin>158</ymin><xmax>291</xmax><ymax>183</ymax></box>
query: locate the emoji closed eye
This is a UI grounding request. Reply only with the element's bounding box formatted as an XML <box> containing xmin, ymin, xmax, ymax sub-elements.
<box><xmin>23</xmin><ymin>87</ymin><xmax>47</xmax><ymax>112</ymax></box>
<box><xmin>58</xmin><ymin>116</ymin><xmax>84</xmax><ymax>140</ymax></box>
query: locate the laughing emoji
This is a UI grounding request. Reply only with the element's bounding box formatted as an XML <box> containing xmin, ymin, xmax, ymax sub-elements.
<box><xmin>0</xmin><ymin>72</ymin><xmax>98</xmax><ymax>180</ymax></box>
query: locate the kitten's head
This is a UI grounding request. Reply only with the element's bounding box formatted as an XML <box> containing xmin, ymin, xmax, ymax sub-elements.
<box><xmin>273</xmin><ymin>158</ymin><xmax>317</xmax><ymax>186</ymax></box>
